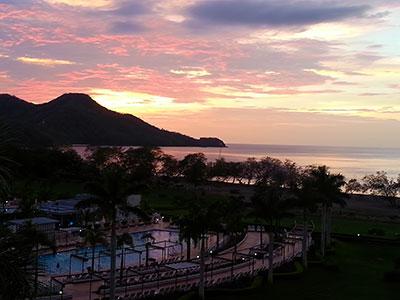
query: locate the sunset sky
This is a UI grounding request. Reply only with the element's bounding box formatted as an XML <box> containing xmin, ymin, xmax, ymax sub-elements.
<box><xmin>1</xmin><ymin>0</ymin><xmax>400</xmax><ymax>147</ymax></box>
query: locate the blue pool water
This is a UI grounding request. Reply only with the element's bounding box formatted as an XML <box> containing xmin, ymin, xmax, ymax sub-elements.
<box><xmin>39</xmin><ymin>230</ymin><xmax>183</xmax><ymax>274</ymax></box>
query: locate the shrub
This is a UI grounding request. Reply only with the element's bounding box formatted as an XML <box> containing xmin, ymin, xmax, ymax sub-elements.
<box><xmin>274</xmin><ymin>262</ymin><xmax>304</xmax><ymax>279</ymax></box>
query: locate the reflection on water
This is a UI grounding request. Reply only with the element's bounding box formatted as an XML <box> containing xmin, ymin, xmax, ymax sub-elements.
<box><xmin>73</xmin><ymin>143</ymin><xmax>400</xmax><ymax>180</ymax></box>
<box><xmin>40</xmin><ymin>230</ymin><xmax>182</xmax><ymax>275</ymax></box>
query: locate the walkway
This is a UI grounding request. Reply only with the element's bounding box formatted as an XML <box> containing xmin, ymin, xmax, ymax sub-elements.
<box><xmin>55</xmin><ymin>222</ymin><xmax>312</xmax><ymax>300</ymax></box>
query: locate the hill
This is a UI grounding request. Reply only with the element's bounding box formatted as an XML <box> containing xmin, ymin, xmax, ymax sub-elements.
<box><xmin>0</xmin><ymin>93</ymin><xmax>225</xmax><ymax>147</ymax></box>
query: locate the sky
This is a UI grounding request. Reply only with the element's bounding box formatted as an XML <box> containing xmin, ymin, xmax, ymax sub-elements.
<box><xmin>1</xmin><ymin>0</ymin><xmax>400</xmax><ymax>147</ymax></box>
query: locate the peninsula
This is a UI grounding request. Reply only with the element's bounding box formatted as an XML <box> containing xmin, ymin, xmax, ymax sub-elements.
<box><xmin>0</xmin><ymin>93</ymin><xmax>225</xmax><ymax>148</ymax></box>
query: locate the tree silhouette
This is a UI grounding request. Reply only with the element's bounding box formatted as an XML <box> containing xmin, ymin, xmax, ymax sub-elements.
<box><xmin>84</xmin><ymin>230</ymin><xmax>107</xmax><ymax>299</ymax></box>
<box><xmin>140</xmin><ymin>233</ymin><xmax>155</xmax><ymax>267</ymax></box>
<box><xmin>177</xmin><ymin>196</ymin><xmax>223</xmax><ymax>300</ymax></box>
<box><xmin>307</xmin><ymin>166</ymin><xmax>346</xmax><ymax>255</ymax></box>
<box><xmin>76</xmin><ymin>167</ymin><xmax>149</xmax><ymax>300</ymax></box>
<box><xmin>17</xmin><ymin>221</ymin><xmax>56</xmax><ymax>298</ymax></box>
<box><xmin>117</xmin><ymin>233</ymin><xmax>133</xmax><ymax>282</ymax></box>
<box><xmin>251</xmin><ymin>186</ymin><xmax>293</xmax><ymax>284</ymax></box>
<box><xmin>291</xmin><ymin>175</ymin><xmax>318</xmax><ymax>269</ymax></box>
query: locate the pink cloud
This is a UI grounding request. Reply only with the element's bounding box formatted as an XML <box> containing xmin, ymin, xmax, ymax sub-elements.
<box><xmin>0</xmin><ymin>4</ymin><xmax>36</xmax><ymax>20</ymax></box>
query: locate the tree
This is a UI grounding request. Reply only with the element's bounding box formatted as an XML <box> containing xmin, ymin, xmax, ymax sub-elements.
<box><xmin>84</xmin><ymin>230</ymin><xmax>107</xmax><ymax>273</ymax></box>
<box><xmin>255</xmin><ymin>157</ymin><xmax>283</xmax><ymax>186</ymax></box>
<box><xmin>250</xmin><ymin>186</ymin><xmax>293</xmax><ymax>284</ymax></box>
<box><xmin>18</xmin><ymin>196</ymin><xmax>37</xmax><ymax>218</ymax></box>
<box><xmin>122</xmin><ymin>147</ymin><xmax>162</xmax><ymax>182</ymax></box>
<box><xmin>255</xmin><ymin>157</ymin><xmax>300</xmax><ymax>188</ymax></box>
<box><xmin>177</xmin><ymin>197</ymin><xmax>223</xmax><ymax>300</ymax></box>
<box><xmin>307</xmin><ymin>166</ymin><xmax>346</xmax><ymax>255</ymax></box>
<box><xmin>222</xmin><ymin>196</ymin><xmax>247</xmax><ymax>254</ymax></box>
<box><xmin>178</xmin><ymin>218</ymin><xmax>193</xmax><ymax>262</ymax></box>
<box><xmin>242</xmin><ymin>157</ymin><xmax>258</xmax><ymax>185</ymax></box>
<box><xmin>227</xmin><ymin>162</ymin><xmax>244</xmax><ymax>184</ymax></box>
<box><xmin>76</xmin><ymin>167</ymin><xmax>149</xmax><ymax>300</ymax></box>
<box><xmin>17</xmin><ymin>221</ymin><xmax>56</xmax><ymax>298</ymax></box>
<box><xmin>362</xmin><ymin>171</ymin><xmax>399</xmax><ymax>207</ymax></box>
<box><xmin>159</xmin><ymin>154</ymin><xmax>179</xmax><ymax>183</ymax></box>
<box><xmin>84</xmin><ymin>146</ymin><xmax>124</xmax><ymax>170</ymax></box>
<box><xmin>179</xmin><ymin>153</ymin><xmax>208</xmax><ymax>185</ymax></box>
<box><xmin>84</xmin><ymin>230</ymin><xmax>107</xmax><ymax>300</ymax></box>
<box><xmin>345</xmin><ymin>178</ymin><xmax>363</xmax><ymax>194</ymax></box>
<box><xmin>140</xmin><ymin>233</ymin><xmax>155</xmax><ymax>268</ymax></box>
<box><xmin>0</xmin><ymin>226</ymin><xmax>36</xmax><ymax>300</ymax></box>
<box><xmin>291</xmin><ymin>174</ymin><xmax>318</xmax><ymax>269</ymax></box>
<box><xmin>210</xmin><ymin>158</ymin><xmax>230</xmax><ymax>182</ymax></box>
<box><xmin>0</xmin><ymin>180</ymin><xmax>9</xmax><ymax>216</ymax></box>
<box><xmin>0</xmin><ymin>123</ymin><xmax>13</xmax><ymax>183</ymax></box>
<box><xmin>0</xmin><ymin>124</ymin><xmax>16</xmax><ymax>215</ymax></box>
<box><xmin>117</xmin><ymin>233</ymin><xmax>133</xmax><ymax>282</ymax></box>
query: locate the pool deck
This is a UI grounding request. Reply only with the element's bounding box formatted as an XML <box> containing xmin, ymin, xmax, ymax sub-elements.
<box><xmin>55</xmin><ymin>223</ymin><xmax>311</xmax><ymax>300</ymax></box>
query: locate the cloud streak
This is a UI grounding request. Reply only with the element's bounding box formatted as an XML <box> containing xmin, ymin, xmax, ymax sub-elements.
<box><xmin>16</xmin><ymin>56</ymin><xmax>76</xmax><ymax>66</ymax></box>
<box><xmin>1</xmin><ymin>0</ymin><xmax>400</xmax><ymax>147</ymax></box>
<box><xmin>187</xmin><ymin>0</ymin><xmax>370</xmax><ymax>28</ymax></box>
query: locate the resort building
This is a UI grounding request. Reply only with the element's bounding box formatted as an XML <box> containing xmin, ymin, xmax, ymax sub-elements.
<box><xmin>39</xmin><ymin>194</ymin><xmax>91</xmax><ymax>227</ymax></box>
<box><xmin>8</xmin><ymin>217</ymin><xmax>59</xmax><ymax>240</ymax></box>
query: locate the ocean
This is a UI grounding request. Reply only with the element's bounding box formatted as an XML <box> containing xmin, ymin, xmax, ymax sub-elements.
<box><xmin>74</xmin><ymin>144</ymin><xmax>400</xmax><ymax>180</ymax></box>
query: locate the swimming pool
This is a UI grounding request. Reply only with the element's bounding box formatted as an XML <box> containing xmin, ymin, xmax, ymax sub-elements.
<box><xmin>39</xmin><ymin>230</ymin><xmax>183</xmax><ymax>274</ymax></box>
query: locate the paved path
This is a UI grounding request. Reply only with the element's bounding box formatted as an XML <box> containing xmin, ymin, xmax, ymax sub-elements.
<box><xmin>58</xmin><ymin>224</ymin><xmax>311</xmax><ymax>300</ymax></box>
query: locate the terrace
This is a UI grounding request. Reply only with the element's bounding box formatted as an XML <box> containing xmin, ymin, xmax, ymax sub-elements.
<box><xmin>41</xmin><ymin>221</ymin><xmax>313</xmax><ymax>300</ymax></box>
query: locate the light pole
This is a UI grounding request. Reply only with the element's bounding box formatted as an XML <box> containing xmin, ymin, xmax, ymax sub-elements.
<box><xmin>49</xmin><ymin>277</ymin><xmax>53</xmax><ymax>300</ymax></box>
<box><xmin>69</xmin><ymin>255</ymin><xmax>72</xmax><ymax>276</ymax></box>
<box><xmin>59</xmin><ymin>284</ymin><xmax>64</xmax><ymax>300</ymax></box>
<box><xmin>210</xmin><ymin>251</ymin><xmax>214</xmax><ymax>280</ymax></box>
<box><xmin>125</xmin><ymin>267</ymin><xmax>128</xmax><ymax>294</ymax></box>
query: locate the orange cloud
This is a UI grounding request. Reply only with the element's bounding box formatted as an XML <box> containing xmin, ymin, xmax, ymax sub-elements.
<box><xmin>17</xmin><ymin>56</ymin><xmax>76</xmax><ymax>66</ymax></box>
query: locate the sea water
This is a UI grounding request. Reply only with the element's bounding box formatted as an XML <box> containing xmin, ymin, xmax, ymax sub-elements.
<box><xmin>73</xmin><ymin>144</ymin><xmax>400</xmax><ymax>180</ymax></box>
<box><xmin>160</xmin><ymin>144</ymin><xmax>400</xmax><ymax>180</ymax></box>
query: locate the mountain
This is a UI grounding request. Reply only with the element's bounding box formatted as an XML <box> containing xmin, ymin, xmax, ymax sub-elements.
<box><xmin>0</xmin><ymin>93</ymin><xmax>225</xmax><ymax>147</ymax></box>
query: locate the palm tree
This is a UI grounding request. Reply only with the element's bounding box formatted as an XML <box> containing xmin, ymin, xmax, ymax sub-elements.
<box><xmin>0</xmin><ymin>226</ymin><xmax>37</xmax><ymax>300</ymax></box>
<box><xmin>76</xmin><ymin>166</ymin><xmax>149</xmax><ymax>300</ymax></box>
<box><xmin>223</xmin><ymin>196</ymin><xmax>247</xmax><ymax>255</ymax></box>
<box><xmin>16</xmin><ymin>221</ymin><xmax>56</xmax><ymax>298</ymax></box>
<box><xmin>177</xmin><ymin>197</ymin><xmax>223</xmax><ymax>300</ymax></box>
<box><xmin>140</xmin><ymin>233</ymin><xmax>155</xmax><ymax>267</ymax></box>
<box><xmin>291</xmin><ymin>176</ymin><xmax>318</xmax><ymax>269</ymax></box>
<box><xmin>18</xmin><ymin>197</ymin><xmax>37</xmax><ymax>218</ymax></box>
<box><xmin>0</xmin><ymin>123</ymin><xmax>13</xmax><ymax>183</ymax></box>
<box><xmin>250</xmin><ymin>186</ymin><xmax>293</xmax><ymax>284</ymax></box>
<box><xmin>84</xmin><ymin>230</ymin><xmax>107</xmax><ymax>299</ymax></box>
<box><xmin>179</xmin><ymin>223</ymin><xmax>193</xmax><ymax>262</ymax></box>
<box><xmin>84</xmin><ymin>230</ymin><xmax>107</xmax><ymax>273</ymax></box>
<box><xmin>307</xmin><ymin>166</ymin><xmax>346</xmax><ymax>256</ymax></box>
<box><xmin>0</xmin><ymin>180</ymin><xmax>9</xmax><ymax>216</ymax></box>
<box><xmin>117</xmin><ymin>233</ymin><xmax>133</xmax><ymax>282</ymax></box>
<box><xmin>0</xmin><ymin>124</ymin><xmax>16</xmax><ymax>216</ymax></box>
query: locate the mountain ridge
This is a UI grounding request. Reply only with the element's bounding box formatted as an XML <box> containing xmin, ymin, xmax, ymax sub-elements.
<box><xmin>0</xmin><ymin>93</ymin><xmax>225</xmax><ymax>148</ymax></box>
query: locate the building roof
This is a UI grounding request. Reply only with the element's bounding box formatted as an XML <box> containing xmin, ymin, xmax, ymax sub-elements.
<box><xmin>9</xmin><ymin>217</ymin><xmax>59</xmax><ymax>226</ymax></box>
<box><xmin>39</xmin><ymin>194</ymin><xmax>92</xmax><ymax>215</ymax></box>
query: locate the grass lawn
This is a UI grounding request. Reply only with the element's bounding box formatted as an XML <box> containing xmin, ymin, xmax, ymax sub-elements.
<box><xmin>328</xmin><ymin>218</ymin><xmax>400</xmax><ymax>239</ymax></box>
<box><xmin>274</xmin><ymin>217</ymin><xmax>400</xmax><ymax>239</ymax></box>
<box><xmin>206</xmin><ymin>239</ymin><xmax>399</xmax><ymax>300</ymax></box>
<box><xmin>12</xmin><ymin>178</ymin><xmax>85</xmax><ymax>200</ymax></box>
<box><xmin>142</xmin><ymin>187</ymin><xmax>228</xmax><ymax>218</ymax></box>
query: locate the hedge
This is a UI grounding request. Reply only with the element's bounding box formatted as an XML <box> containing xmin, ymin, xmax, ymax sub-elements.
<box><xmin>273</xmin><ymin>262</ymin><xmax>305</xmax><ymax>279</ymax></box>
